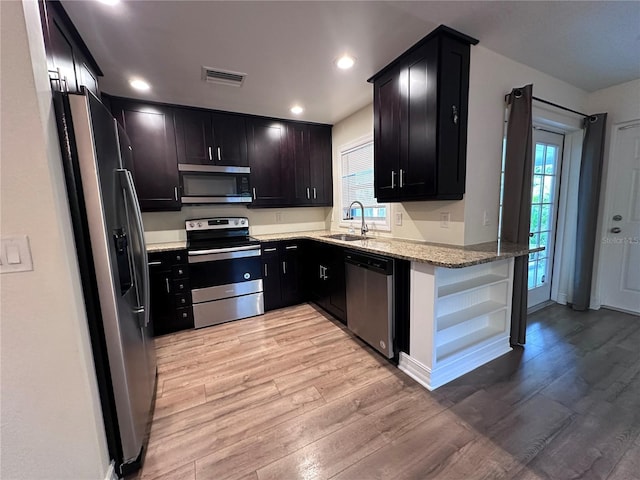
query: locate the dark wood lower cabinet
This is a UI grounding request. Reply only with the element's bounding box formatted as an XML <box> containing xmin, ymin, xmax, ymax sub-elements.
<box><xmin>261</xmin><ymin>241</ymin><xmax>305</xmax><ymax>311</ymax></box>
<box><xmin>306</xmin><ymin>242</ymin><xmax>347</xmax><ymax>323</ymax></box>
<box><xmin>148</xmin><ymin>250</ymin><xmax>193</xmax><ymax>336</ymax></box>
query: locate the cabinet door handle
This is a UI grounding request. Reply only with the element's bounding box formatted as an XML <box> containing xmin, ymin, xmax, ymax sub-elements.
<box><xmin>264</xmin><ymin>264</ymin><xmax>268</xmax><ymax>277</ymax></box>
<box><xmin>452</xmin><ymin>105</ymin><xmax>459</xmax><ymax>125</ymax></box>
<box><xmin>282</xmin><ymin>261</ymin><xmax>287</xmax><ymax>275</ymax></box>
<box><xmin>252</xmin><ymin>187</ymin><xmax>257</xmax><ymax>200</ymax></box>
<box><xmin>391</xmin><ymin>171</ymin><xmax>396</xmax><ymax>189</ymax></box>
<box><xmin>306</xmin><ymin>187</ymin><xmax>310</xmax><ymax>199</ymax></box>
<box><xmin>208</xmin><ymin>146</ymin><xmax>213</xmax><ymax>161</ymax></box>
<box><xmin>399</xmin><ymin>169</ymin><xmax>404</xmax><ymax>189</ymax></box>
<box><xmin>217</xmin><ymin>147</ymin><xmax>222</xmax><ymax>161</ymax></box>
<box><xmin>174</xmin><ymin>186</ymin><xmax>179</xmax><ymax>201</ymax></box>
<box><xmin>313</xmin><ymin>187</ymin><xmax>317</xmax><ymax>199</ymax></box>
<box><xmin>165</xmin><ymin>278</ymin><xmax>170</xmax><ymax>293</ymax></box>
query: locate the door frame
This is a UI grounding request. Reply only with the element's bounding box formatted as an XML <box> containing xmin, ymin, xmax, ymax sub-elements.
<box><xmin>529</xmin><ymin>106</ymin><xmax>583</xmax><ymax>311</ymax></box>
<box><xmin>527</xmin><ymin>127</ymin><xmax>565</xmax><ymax>308</ymax></box>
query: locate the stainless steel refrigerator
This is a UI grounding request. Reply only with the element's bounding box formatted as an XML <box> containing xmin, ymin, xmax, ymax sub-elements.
<box><xmin>53</xmin><ymin>89</ymin><xmax>156</xmax><ymax>477</ymax></box>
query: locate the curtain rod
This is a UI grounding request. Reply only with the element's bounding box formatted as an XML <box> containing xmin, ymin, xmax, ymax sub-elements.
<box><xmin>504</xmin><ymin>92</ymin><xmax>589</xmax><ymax>118</ymax></box>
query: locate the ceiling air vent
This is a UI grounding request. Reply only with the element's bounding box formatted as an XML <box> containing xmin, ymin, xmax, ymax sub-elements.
<box><xmin>201</xmin><ymin>66</ymin><xmax>246</xmax><ymax>87</ymax></box>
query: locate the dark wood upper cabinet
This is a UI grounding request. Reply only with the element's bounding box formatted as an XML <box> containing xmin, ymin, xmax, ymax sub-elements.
<box><xmin>247</xmin><ymin>118</ymin><xmax>289</xmax><ymax>206</ymax></box>
<box><xmin>289</xmin><ymin>124</ymin><xmax>333</xmax><ymax>206</ymax></box>
<box><xmin>39</xmin><ymin>0</ymin><xmax>102</xmax><ymax>96</ymax></box>
<box><xmin>175</xmin><ymin>109</ymin><xmax>248</xmax><ymax>166</ymax></box>
<box><xmin>211</xmin><ymin>112</ymin><xmax>248</xmax><ymax>166</ymax></box>
<box><xmin>369</xmin><ymin>25</ymin><xmax>478</xmax><ymax>202</ymax></box>
<box><xmin>109</xmin><ymin>98</ymin><xmax>181</xmax><ymax>211</ymax></box>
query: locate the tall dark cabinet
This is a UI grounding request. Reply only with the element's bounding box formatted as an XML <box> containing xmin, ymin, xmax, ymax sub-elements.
<box><xmin>109</xmin><ymin>97</ymin><xmax>181</xmax><ymax>211</ymax></box>
<box><xmin>39</xmin><ymin>0</ymin><xmax>102</xmax><ymax>96</ymax></box>
<box><xmin>247</xmin><ymin>118</ymin><xmax>289</xmax><ymax>206</ymax></box>
<box><xmin>369</xmin><ymin>25</ymin><xmax>478</xmax><ymax>202</ymax></box>
<box><xmin>289</xmin><ymin>124</ymin><xmax>333</xmax><ymax>206</ymax></box>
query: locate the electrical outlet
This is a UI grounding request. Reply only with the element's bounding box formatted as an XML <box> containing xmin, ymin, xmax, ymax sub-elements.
<box><xmin>275</xmin><ymin>212</ymin><xmax>283</xmax><ymax>223</ymax></box>
<box><xmin>395</xmin><ymin>212</ymin><xmax>403</xmax><ymax>226</ymax></box>
<box><xmin>483</xmin><ymin>210</ymin><xmax>491</xmax><ymax>226</ymax></box>
<box><xmin>440</xmin><ymin>212</ymin><xmax>450</xmax><ymax>228</ymax></box>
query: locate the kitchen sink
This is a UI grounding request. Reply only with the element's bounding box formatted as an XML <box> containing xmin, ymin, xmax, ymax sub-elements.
<box><xmin>323</xmin><ymin>233</ymin><xmax>368</xmax><ymax>242</ymax></box>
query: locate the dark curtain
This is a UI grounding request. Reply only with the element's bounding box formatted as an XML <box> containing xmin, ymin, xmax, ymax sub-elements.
<box><xmin>502</xmin><ymin>85</ymin><xmax>533</xmax><ymax>345</ymax></box>
<box><xmin>572</xmin><ymin>113</ymin><xmax>608</xmax><ymax>310</ymax></box>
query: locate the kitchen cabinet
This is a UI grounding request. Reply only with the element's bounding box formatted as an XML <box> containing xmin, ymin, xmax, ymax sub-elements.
<box><xmin>261</xmin><ymin>241</ymin><xmax>305</xmax><ymax>311</ymax></box>
<box><xmin>307</xmin><ymin>242</ymin><xmax>347</xmax><ymax>323</ymax></box>
<box><xmin>39</xmin><ymin>0</ymin><xmax>102</xmax><ymax>96</ymax></box>
<box><xmin>247</xmin><ymin>118</ymin><xmax>289</xmax><ymax>206</ymax></box>
<box><xmin>369</xmin><ymin>25</ymin><xmax>478</xmax><ymax>202</ymax></box>
<box><xmin>148</xmin><ymin>250</ymin><xmax>193</xmax><ymax>336</ymax></box>
<box><xmin>109</xmin><ymin>97</ymin><xmax>181</xmax><ymax>211</ymax></box>
<box><xmin>289</xmin><ymin>124</ymin><xmax>333</xmax><ymax>206</ymax></box>
<box><xmin>175</xmin><ymin>108</ymin><xmax>248</xmax><ymax>166</ymax></box>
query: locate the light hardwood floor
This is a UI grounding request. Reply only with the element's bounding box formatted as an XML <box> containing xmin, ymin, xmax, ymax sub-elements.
<box><xmin>131</xmin><ymin>303</ymin><xmax>640</xmax><ymax>480</ymax></box>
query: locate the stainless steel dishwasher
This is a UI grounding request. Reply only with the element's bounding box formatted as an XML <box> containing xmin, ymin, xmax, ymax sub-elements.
<box><xmin>344</xmin><ymin>250</ymin><xmax>394</xmax><ymax>358</ymax></box>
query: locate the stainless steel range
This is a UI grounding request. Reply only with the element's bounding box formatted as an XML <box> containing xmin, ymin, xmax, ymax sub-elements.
<box><xmin>186</xmin><ymin>217</ymin><xmax>264</xmax><ymax>328</ymax></box>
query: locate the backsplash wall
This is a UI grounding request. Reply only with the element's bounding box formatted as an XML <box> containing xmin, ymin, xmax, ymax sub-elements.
<box><xmin>142</xmin><ymin>205</ymin><xmax>330</xmax><ymax>243</ymax></box>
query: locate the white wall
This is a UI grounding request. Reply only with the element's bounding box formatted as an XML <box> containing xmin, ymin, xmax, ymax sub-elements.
<box><xmin>0</xmin><ymin>1</ymin><xmax>110</xmax><ymax>479</ymax></box>
<box><xmin>588</xmin><ymin>79</ymin><xmax>640</xmax><ymax>308</ymax></box>
<box><xmin>328</xmin><ymin>45</ymin><xmax>588</xmax><ymax>246</ymax></box>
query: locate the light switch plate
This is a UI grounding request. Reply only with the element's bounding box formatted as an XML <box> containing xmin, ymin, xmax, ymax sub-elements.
<box><xmin>1</xmin><ymin>235</ymin><xmax>33</xmax><ymax>274</ymax></box>
<box><xmin>395</xmin><ymin>212</ymin><xmax>403</xmax><ymax>226</ymax></box>
<box><xmin>440</xmin><ymin>212</ymin><xmax>450</xmax><ymax>228</ymax></box>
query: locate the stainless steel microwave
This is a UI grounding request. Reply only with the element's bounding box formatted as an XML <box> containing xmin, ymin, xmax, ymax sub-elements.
<box><xmin>178</xmin><ymin>164</ymin><xmax>252</xmax><ymax>204</ymax></box>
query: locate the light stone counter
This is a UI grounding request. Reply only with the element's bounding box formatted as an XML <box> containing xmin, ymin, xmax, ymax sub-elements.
<box><xmin>144</xmin><ymin>230</ymin><xmax>540</xmax><ymax>267</ymax></box>
<box><xmin>146</xmin><ymin>241</ymin><xmax>187</xmax><ymax>253</ymax></box>
<box><xmin>254</xmin><ymin>230</ymin><xmax>539</xmax><ymax>268</ymax></box>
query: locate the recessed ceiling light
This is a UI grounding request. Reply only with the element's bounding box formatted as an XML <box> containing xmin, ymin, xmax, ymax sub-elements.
<box><xmin>130</xmin><ymin>78</ymin><xmax>150</xmax><ymax>91</ymax></box>
<box><xmin>97</xmin><ymin>0</ymin><xmax>120</xmax><ymax>5</ymax></box>
<box><xmin>290</xmin><ymin>105</ymin><xmax>304</xmax><ymax>115</ymax></box>
<box><xmin>335</xmin><ymin>55</ymin><xmax>356</xmax><ymax>70</ymax></box>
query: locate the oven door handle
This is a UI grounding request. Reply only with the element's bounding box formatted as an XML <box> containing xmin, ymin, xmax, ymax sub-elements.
<box><xmin>188</xmin><ymin>245</ymin><xmax>261</xmax><ymax>256</ymax></box>
<box><xmin>188</xmin><ymin>248</ymin><xmax>261</xmax><ymax>263</ymax></box>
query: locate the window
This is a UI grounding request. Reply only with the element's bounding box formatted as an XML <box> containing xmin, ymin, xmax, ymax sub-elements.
<box><xmin>340</xmin><ymin>137</ymin><xmax>390</xmax><ymax>230</ymax></box>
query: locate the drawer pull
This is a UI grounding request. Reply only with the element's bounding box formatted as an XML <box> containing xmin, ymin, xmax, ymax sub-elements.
<box><xmin>285</xmin><ymin>245</ymin><xmax>298</xmax><ymax>250</ymax></box>
<box><xmin>148</xmin><ymin>261</ymin><xmax>162</xmax><ymax>266</ymax></box>
<box><xmin>263</xmin><ymin>247</ymin><xmax>277</xmax><ymax>252</ymax></box>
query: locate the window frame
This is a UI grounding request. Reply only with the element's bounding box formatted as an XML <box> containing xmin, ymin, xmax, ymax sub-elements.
<box><xmin>338</xmin><ymin>134</ymin><xmax>391</xmax><ymax>232</ymax></box>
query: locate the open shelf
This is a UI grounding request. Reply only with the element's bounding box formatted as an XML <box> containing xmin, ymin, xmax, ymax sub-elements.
<box><xmin>437</xmin><ymin>274</ymin><xmax>507</xmax><ymax>298</ymax></box>
<box><xmin>437</xmin><ymin>300</ymin><xmax>505</xmax><ymax>331</ymax></box>
<box><xmin>436</xmin><ymin>325</ymin><xmax>504</xmax><ymax>362</ymax></box>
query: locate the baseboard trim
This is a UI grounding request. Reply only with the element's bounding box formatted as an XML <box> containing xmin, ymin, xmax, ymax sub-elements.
<box><xmin>399</xmin><ymin>336</ymin><xmax>512</xmax><ymax>390</ymax></box>
<box><xmin>104</xmin><ymin>462</ymin><xmax>117</xmax><ymax>480</ymax></box>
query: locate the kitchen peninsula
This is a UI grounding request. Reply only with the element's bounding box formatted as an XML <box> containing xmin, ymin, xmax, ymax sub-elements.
<box><xmin>147</xmin><ymin>231</ymin><xmax>538</xmax><ymax>390</ymax></box>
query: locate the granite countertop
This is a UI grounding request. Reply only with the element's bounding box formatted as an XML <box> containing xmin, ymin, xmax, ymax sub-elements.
<box><xmin>146</xmin><ymin>241</ymin><xmax>187</xmax><ymax>253</ymax></box>
<box><xmin>145</xmin><ymin>230</ymin><xmax>539</xmax><ymax>268</ymax></box>
<box><xmin>254</xmin><ymin>231</ymin><xmax>540</xmax><ymax>268</ymax></box>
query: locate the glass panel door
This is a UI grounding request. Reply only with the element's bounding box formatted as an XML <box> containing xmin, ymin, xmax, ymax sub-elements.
<box><xmin>528</xmin><ymin>129</ymin><xmax>564</xmax><ymax>307</ymax></box>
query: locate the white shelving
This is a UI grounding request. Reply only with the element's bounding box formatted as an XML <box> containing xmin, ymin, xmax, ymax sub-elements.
<box><xmin>400</xmin><ymin>258</ymin><xmax>514</xmax><ymax>391</ymax></box>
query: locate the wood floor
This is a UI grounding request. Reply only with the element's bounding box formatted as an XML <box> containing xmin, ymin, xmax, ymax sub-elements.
<box><xmin>131</xmin><ymin>303</ymin><xmax>640</xmax><ymax>480</ymax></box>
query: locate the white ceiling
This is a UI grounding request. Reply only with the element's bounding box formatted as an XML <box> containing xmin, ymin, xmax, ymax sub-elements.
<box><xmin>63</xmin><ymin>1</ymin><xmax>640</xmax><ymax>125</ymax></box>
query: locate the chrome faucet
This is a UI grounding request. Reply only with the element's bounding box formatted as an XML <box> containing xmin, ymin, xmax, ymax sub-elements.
<box><xmin>346</xmin><ymin>201</ymin><xmax>368</xmax><ymax>236</ymax></box>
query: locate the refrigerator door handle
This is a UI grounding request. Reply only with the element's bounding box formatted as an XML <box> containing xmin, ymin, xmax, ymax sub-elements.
<box><xmin>119</xmin><ymin>168</ymin><xmax>151</xmax><ymax>328</ymax></box>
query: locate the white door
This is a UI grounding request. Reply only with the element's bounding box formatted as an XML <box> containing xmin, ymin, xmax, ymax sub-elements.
<box><xmin>600</xmin><ymin>122</ymin><xmax>640</xmax><ymax>314</ymax></box>
<box><xmin>528</xmin><ymin>129</ymin><xmax>564</xmax><ymax>308</ymax></box>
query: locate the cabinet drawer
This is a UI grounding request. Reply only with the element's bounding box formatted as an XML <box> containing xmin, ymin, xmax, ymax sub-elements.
<box><xmin>172</xmin><ymin>265</ymin><xmax>188</xmax><ymax>278</ymax></box>
<box><xmin>175</xmin><ymin>307</ymin><xmax>194</xmax><ymax>326</ymax></box>
<box><xmin>172</xmin><ymin>278</ymin><xmax>190</xmax><ymax>293</ymax></box>
<box><xmin>171</xmin><ymin>251</ymin><xmax>187</xmax><ymax>264</ymax></box>
<box><xmin>174</xmin><ymin>292</ymin><xmax>191</xmax><ymax>308</ymax></box>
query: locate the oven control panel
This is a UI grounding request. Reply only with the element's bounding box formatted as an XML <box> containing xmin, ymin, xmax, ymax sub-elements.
<box><xmin>186</xmin><ymin>217</ymin><xmax>248</xmax><ymax>231</ymax></box>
